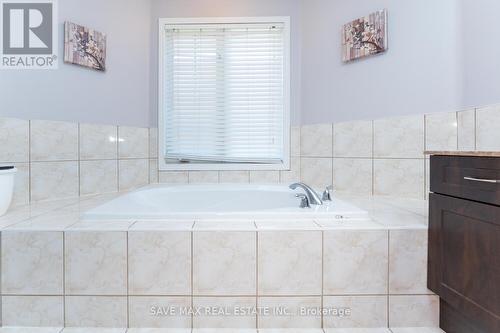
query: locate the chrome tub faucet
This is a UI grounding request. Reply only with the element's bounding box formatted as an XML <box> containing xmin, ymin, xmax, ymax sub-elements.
<box><xmin>289</xmin><ymin>182</ymin><xmax>323</xmax><ymax>206</ymax></box>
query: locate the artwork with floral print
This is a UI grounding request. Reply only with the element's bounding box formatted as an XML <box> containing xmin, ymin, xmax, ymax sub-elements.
<box><xmin>64</xmin><ymin>21</ymin><xmax>106</xmax><ymax>71</ymax></box>
<box><xmin>342</xmin><ymin>9</ymin><xmax>387</xmax><ymax>62</ymax></box>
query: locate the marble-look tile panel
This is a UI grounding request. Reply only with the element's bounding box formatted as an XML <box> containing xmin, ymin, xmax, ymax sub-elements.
<box><xmin>1</xmin><ymin>296</ymin><xmax>64</xmax><ymax>327</ymax></box>
<box><xmin>373</xmin><ymin>159</ymin><xmax>424</xmax><ymax>199</ymax></box>
<box><xmin>389</xmin><ymin>295</ymin><xmax>439</xmax><ymax>327</ymax></box>
<box><xmin>79</xmin><ymin>124</ymin><xmax>118</xmax><ymax>160</ymax></box>
<box><xmin>257</xmin><ymin>297</ymin><xmax>322</xmax><ymax>329</ymax></box>
<box><xmin>149</xmin><ymin>159</ymin><xmax>159</xmax><ymax>184</ymax></box>
<box><xmin>300</xmin><ymin>158</ymin><xmax>332</xmax><ymax>189</ymax></box>
<box><xmin>159</xmin><ymin>172</ymin><xmax>189</xmax><ymax>184</ymax></box>
<box><xmin>189</xmin><ymin>171</ymin><xmax>219</xmax><ymax>184</ymax></box>
<box><xmin>65</xmin><ymin>231</ymin><xmax>127</xmax><ymax>295</ymax></box>
<box><xmin>193</xmin><ymin>297</ymin><xmax>256</xmax><ymax>329</ymax></box>
<box><xmin>30</xmin><ymin>120</ymin><xmax>78</xmax><ymax>161</ymax></box>
<box><xmin>149</xmin><ymin>128</ymin><xmax>158</xmax><ymax>159</ymax></box>
<box><xmin>374</xmin><ymin>115</ymin><xmax>424</xmax><ymax>158</ymax></box>
<box><xmin>425</xmin><ymin>112</ymin><xmax>457</xmax><ymax>151</ymax></box>
<box><xmin>333</xmin><ymin>121</ymin><xmax>373</xmax><ymax>158</ymax></box>
<box><xmin>193</xmin><ymin>231</ymin><xmax>256</xmax><ymax>295</ymax></box>
<box><xmin>0</xmin><ymin>327</ymin><xmax>64</xmax><ymax>333</ymax></box>
<box><xmin>2</xmin><ymin>231</ymin><xmax>63</xmax><ymax>295</ymax></box>
<box><xmin>219</xmin><ymin>171</ymin><xmax>250</xmax><ymax>183</ymax></box>
<box><xmin>118</xmin><ymin>159</ymin><xmax>149</xmax><ymax>191</ymax></box>
<box><xmin>249</xmin><ymin>171</ymin><xmax>280</xmax><ymax>184</ymax></box>
<box><xmin>301</xmin><ymin>124</ymin><xmax>333</xmax><ymax>157</ymax></box>
<box><xmin>389</xmin><ymin>230</ymin><xmax>430</xmax><ymax>294</ymax></box>
<box><xmin>457</xmin><ymin>109</ymin><xmax>476</xmax><ymax>151</ymax></box>
<box><xmin>128</xmin><ymin>231</ymin><xmax>191</xmax><ymax>295</ymax></box>
<box><xmin>323</xmin><ymin>230</ymin><xmax>388</xmax><ymax>295</ymax></box>
<box><xmin>291</xmin><ymin>126</ymin><xmax>301</xmax><ymax>157</ymax></box>
<box><xmin>118</xmin><ymin>126</ymin><xmax>149</xmax><ymax>159</ymax></box>
<box><xmin>128</xmin><ymin>296</ymin><xmax>192</xmax><ymax>328</ymax></box>
<box><xmin>323</xmin><ymin>296</ymin><xmax>387</xmax><ymax>328</ymax></box>
<box><xmin>80</xmin><ymin>160</ymin><xmax>118</xmax><ymax>196</ymax></box>
<box><xmin>258</xmin><ymin>231</ymin><xmax>322</xmax><ymax>295</ymax></box>
<box><xmin>332</xmin><ymin>159</ymin><xmax>373</xmax><ymax>195</ymax></box>
<box><xmin>64</xmin><ymin>296</ymin><xmax>127</xmax><ymax>328</ymax></box>
<box><xmin>0</xmin><ymin>117</ymin><xmax>29</xmax><ymax>163</ymax></box>
<box><xmin>30</xmin><ymin>161</ymin><xmax>79</xmax><ymax>202</ymax></box>
<box><xmin>476</xmin><ymin>104</ymin><xmax>500</xmax><ymax>150</ymax></box>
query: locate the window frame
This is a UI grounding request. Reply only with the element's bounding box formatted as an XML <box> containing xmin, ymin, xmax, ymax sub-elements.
<box><xmin>158</xmin><ymin>16</ymin><xmax>291</xmax><ymax>171</ymax></box>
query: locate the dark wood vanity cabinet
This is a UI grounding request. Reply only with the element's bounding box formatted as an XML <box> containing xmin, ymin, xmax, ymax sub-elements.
<box><xmin>428</xmin><ymin>155</ymin><xmax>500</xmax><ymax>333</ymax></box>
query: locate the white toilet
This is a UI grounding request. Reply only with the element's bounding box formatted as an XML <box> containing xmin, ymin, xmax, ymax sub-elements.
<box><xmin>0</xmin><ymin>166</ymin><xmax>17</xmax><ymax>216</ymax></box>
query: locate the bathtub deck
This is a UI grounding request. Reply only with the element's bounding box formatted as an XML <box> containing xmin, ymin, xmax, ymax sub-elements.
<box><xmin>0</xmin><ymin>193</ymin><xmax>435</xmax><ymax>331</ymax></box>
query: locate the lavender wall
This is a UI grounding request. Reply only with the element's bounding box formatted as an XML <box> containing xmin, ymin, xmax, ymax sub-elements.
<box><xmin>300</xmin><ymin>0</ymin><xmax>463</xmax><ymax>125</ymax></box>
<box><xmin>460</xmin><ymin>0</ymin><xmax>500</xmax><ymax>109</ymax></box>
<box><xmin>0</xmin><ymin>0</ymin><xmax>152</xmax><ymax>127</ymax></box>
<box><xmin>149</xmin><ymin>0</ymin><xmax>303</xmax><ymax>125</ymax></box>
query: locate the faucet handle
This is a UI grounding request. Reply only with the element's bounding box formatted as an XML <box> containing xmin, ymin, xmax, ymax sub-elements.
<box><xmin>295</xmin><ymin>193</ymin><xmax>310</xmax><ymax>208</ymax></box>
<box><xmin>322</xmin><ymin>185</ymin><xmax>334</xmax><ymax>201</ymax></box>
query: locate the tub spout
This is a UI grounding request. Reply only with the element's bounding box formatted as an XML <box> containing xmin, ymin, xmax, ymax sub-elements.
<box><xmin>289</xmin><ymin>182</ymin><xmax>323</xmax><ymax>205</ymax></box>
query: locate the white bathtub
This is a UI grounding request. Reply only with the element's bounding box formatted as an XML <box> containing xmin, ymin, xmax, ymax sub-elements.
<box><xmin>82</xmin><ymin>184</ymin><xmax>369</xmax><ymax>220</ymax></box>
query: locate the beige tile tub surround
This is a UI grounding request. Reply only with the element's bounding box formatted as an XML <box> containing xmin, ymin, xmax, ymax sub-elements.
<box><xmin>300</xmin><ymin>124</ymin><xmax>333</xmax><ymax>157</ymax></box>
<box><xmin>118</xmin><ymin>159</ymin><xmax>149</xmax><ymax>191</ymax></box>
<box><xmin>79</xmin><ymin>124</ymin><xmax>118</xmax><ymax>160</ymax></box>
<box><xmin>30</xmin><ymin>120</ymin><xmax>79</xmax><ymax>162</ymax></box>
<box><xmin>389</xmin><ymin>229</ymin><xmax>430</xmax><ymax>295</ymax></box>
<box><xmin>323</xmin><ymin>230</ymin><xmax>388</xmax><ymax>295</ymax></box>
<box><xmin>388</xmin><ymin>295</ymin><xmax>439</xmax><ymax>327</ymax></box>
<box><xmin>30</xmin><ymin>161</ymin><xmax>79</xmax><ymax>202</ymax></box>
<box><xmin>129</xmin><ymin>296</ymin><xmax>192</xmax><ymax>328</ymax></box>
<box><xmin>323</xmin><ymin>296</ymin><xmax>388</xmax><ymax>329</ymax></box>
<box><xmin>193</xmin><ymin>297</ymin><xmax>257</xmax><ymax>329</ymax></box>
<box><xmin>64</xmin><ymin>296</ymin><xmax>128</xmax><ymax>328</ymax></box>
<box><xmin>332</xmin><ymin>159</ymin><xmax>372</xmax><ymax>195</ymax></box>
<box><xmin>193</xmin><ymin>231</ymin><xmax>256</xmax><ymax>296</ymax></box>
<box><xmin>258</xmin><ymin>230</ymin><xmax>322</xmax><ymax>295</ymax></box>
<box><xmin>65</xmin><ymin>231</ymin><xmax>127</xmax><ymax>295</ymax></box>
<box><xmin>80</xmin><ymin>160</ymin><xmax>118</xmax><ymax>196</ymax></box>
<box><xmin>1</xmin><ymin>295</ymin><xmax>64</xmax><ymax>327</ymax></box>
<box><xmin>0</xmin><ymin>117</ymin><xmax>29</xmax><ymax>163</ymax></box>
<box><xmin>373</xmin><ymin>159</ymin><xmax>425</xmax><ymax>199</ymax></box>
<box><xmin>257</xmin><ymin>296</ymin><xmax>322</xmax><ymax>329</ymax></box>
<box><xmin>118</xmin><ymin>126</ymin><xmax>149</xmax><ymax>159</ymax></box>
<box><xmin>476</xmin><ymin>104</ymin><xmax>500</xmax><ymax>150</ymax></box>
<box><xmin>374</xmin><ymin>115</ymin><xmax>424</xmax><ymax>159</ymax></box>
<box><xmin>333</xmin><ymin>120</ymin><xmax>373</xmax><ymax>158</ymax></box>
<box><xmin>457</xmin><ymin>109</ymin><xmax>476</xmax><ymax>151</ymax></box>
<box><xmin>128</xmin><ymin>231</ymin><xmax>191</xmax><ymax>295</ymax></box>
<box><xmin>425</xmin><ymin>112</ymin><xmax>458</xmax><ymax>151</ymax></box>
<box><xmin>300</xmin><ymin>157</ymin><xmax>333</xmax><ymax>189</ymax></box>
<box><xmin>1</xmin><ymin>231</ymin><xmax>63</xmax><ymax>295</ymax></box>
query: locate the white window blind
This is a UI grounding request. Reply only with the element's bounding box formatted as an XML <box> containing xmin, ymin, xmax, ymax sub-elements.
<box><xmin>163</xmin><ymin>23</ymin><xmax>285</xmax><ymax>164</ymax></box>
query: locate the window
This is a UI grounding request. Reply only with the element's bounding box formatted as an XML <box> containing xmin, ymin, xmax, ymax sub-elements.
<box><xmin>158</xmin><ymin>17</ymin><xmax>290</xmax><ymax>171</ymax></box>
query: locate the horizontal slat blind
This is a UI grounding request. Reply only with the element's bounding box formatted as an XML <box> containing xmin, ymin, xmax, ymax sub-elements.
<box><xmin>163</xmin><ymin>23</ymin><xmax>285</xmax><ymax>163</ymax></box>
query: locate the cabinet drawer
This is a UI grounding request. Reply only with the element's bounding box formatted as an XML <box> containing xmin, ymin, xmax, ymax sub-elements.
<box><xmin>430</xmin><ymin>155</ymin><xmax>500</xmax><ymax>205</ymax></box>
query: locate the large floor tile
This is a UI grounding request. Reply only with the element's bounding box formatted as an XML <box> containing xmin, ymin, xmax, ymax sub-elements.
<box><xmin>323</xmin><ymin>296</ymin><xmax>387</xmax><ymax>329</ymax></box>
<box><xmin>0</xmin><ymin>328</ymin><xmax>63</xmax><ymax>333</ymax></box>
<box><xmin>389</xmin><ymin>296</ymin><xmax>439</xmax><ymax>328</ymax></box>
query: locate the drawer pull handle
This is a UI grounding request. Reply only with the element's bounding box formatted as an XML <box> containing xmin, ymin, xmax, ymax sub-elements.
<box><xmin>464</xmin><ymin>176</ymin><xmax>500</xmax><ymax>184</ymax></box>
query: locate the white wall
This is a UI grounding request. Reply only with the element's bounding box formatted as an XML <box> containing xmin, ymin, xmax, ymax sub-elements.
<box><xmin>460</xmin><ymin>0</ymin><xmax>500</xmax><ymax>109</ymax></box>
<box><xmin>300</xmin><ymin>0</ymin><xmax>463</xmax><ymax>125</ymax></box>
<box><xmin>0</xmin><ymin>0</ymin><xmax>152</xmax><ymax>127</ymax></box>
<box><xmin>149</xmin><ymin>0</ymin><xmax>302</xmax><ymax>125</ymax></box>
